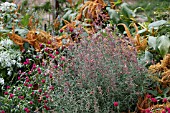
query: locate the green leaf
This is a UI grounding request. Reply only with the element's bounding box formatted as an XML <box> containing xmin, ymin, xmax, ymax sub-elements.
<box><xmin>138</xmin><ymin>50</ymin><xmax>153</xmax><ymax>67</ymax></box>
<box><xmin>113</xmin><ymin>0</ymin><xmax>122</xmax><ymax>6</ymax></box>
<box><xmin>106</xmin><ymin>7</ymin><xmax>120</xmax><ymax>24</ymax></box>
<box><xmin>133</xmin><ymin>7</ymin><xmax>145</xmax><ymax>13</ymax></box>
<box><xmin>137</xmin><ymin>29</ymin><xmax>147</xmax><ymax>34</ymax></box>
<box><xmin>63</xmin><ymin>10</ymin><xmax>72</xmax><ymax>20</ymax></box>
<box><xmin>69</xmin><ymin>12</ymin><xmax>77</xmax><ymax>21</ymax></box>
<box><xmin>23</xmin><ymin>42</ymin><xmax>30</xmax><ymax>51</ymax></box>
<box><xmin>163</xmin><ymin>87</ymin><xmax>170</xmax><ymax>97</ymax></box>
<box><xmin>15</xmin><ymin>28</ymin><xmax>29</xmax><ymax>37</ymax></box>
<box><xmin>0</xmin><ymin>29</ymin><xmax>10</xmax><ymax>33</ymax></box>
<box><xmin>144</xmin><ymin>50</ymin><xmax>153</xmax><ymax>61</ymax></box>
<box><xmin>62</xmin><ymin>39</ymin><xmax>68</xmax><ymax>45</ymax></box>
<box><xmin>121</xmin><ymin>3</ymin><xmax>135</xmax><ymax>18</ymax></box>
<box><xmin>147</xmin><ymin>90</ymin><xmax>158</xmax><ymax>96</ymax></box>
<box><xmin>82</xmin><ymin>22</ymin><xmax>91</xmax><ymax>27</ymax></box>
<box><xmin>148</xmin><ymin>36</ymin><xmax>157</xmax><ymax>50</ymax></box>
<box><xmin>80</xmin><ymin>32</ymin><xmax>88</xmax><ymax>37</ymax></box>
<box><xmin>133</xmin><ymin>7</ymin><xmax>152</xmax><ymax>22</ymax></box>
<box><xmin>156</xmin><ymin>35</ymin><xmax>170</xmax><ymax>57</ymax></box>
<box><xmin>148</xmin><ymin>20</ymin><xmax>167</xmax><ymax>30</ymax></box>
<box><xmin>21</xmin><ymin>14</ymin><xmax>30</xmax><ymax>27</ymax></box>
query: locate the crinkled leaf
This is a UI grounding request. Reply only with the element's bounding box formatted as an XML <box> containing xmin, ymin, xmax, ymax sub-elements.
<box><xmin>106</xmin><ymin>7</ymin><xmax>120</xmax><ymax>24</ymax></box>
<box><xmin>139</xmin><ymin>50</ymin><xmax>153</xmax><ymax>67</ymax></box>
<box><xmin>156</xmin><ymin>35</ymin><xmax>170</xmax><ymax>57</ymax></box>
<box><xmin>144</xmin><ymin>51</ymin><xmax>153</xmax><ymax>61</ymax></box>
<box><xmin>15</xmin><ymin>28</ymin><xmax>29</xmax><ymax>37</ymax></box>
<box><xmin>80</xmin><ymin>32</ymin><xmax>88</xmax><ymax>37</ymax></box>
<box><xmin>121</xmin><ymin>3</ymin><xmax>135</xmax><ymax>18</ymax></box>
<box><xmin>148</xmin><ymin>36</ymin><xmax>157</xmax><ymax>50</ymax></box>
<box><xmin>148</xmin><ymin>20</ymin><xmax>167</xmax><ymax>30</ymax></box>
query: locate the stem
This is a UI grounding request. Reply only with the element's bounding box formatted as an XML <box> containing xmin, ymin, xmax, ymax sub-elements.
<box><xmin>117</xmin><ymin>106</ymin><xmax>120</xmax><ymax>113</ymax></box>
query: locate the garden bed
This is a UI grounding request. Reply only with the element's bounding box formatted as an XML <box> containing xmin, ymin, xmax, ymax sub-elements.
<box><xmin>0</xmin><ymin>0</ymin><xmax>170</xmax><ymax>113</ymax></box>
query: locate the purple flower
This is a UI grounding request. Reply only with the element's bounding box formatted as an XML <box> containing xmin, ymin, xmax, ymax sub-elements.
<box><xmin>18</xmin><ymin>76</ymin><xmax>21</xmax><ymax>80</ymax></box>
<box><xmin>49</xmin><ymin>74</ymin><xmax>53</xmax><ymax>79</ymax></box>
<box><xmin>47</xmin><ymin>41</ymin><xmax>51</xmax><ymax>44</ymax></box>
<box><xmin>4</xmin><ymin>92</ymin><xmax>8</xmax><ymax>95</ymax></box>
<box><xmin>9</xmin><ymin>94</ymin><xmax>14</xmax><ymax>98</ymax></box>
<box><xmin>49</xmin><ymin>86</ymin><xmax>54</xmax><ymax>90</ymax></box>
<box><xmin>18</xmin><ymin>96</ymin><xmax>24</xmax><ymax>100</ymax></box>
<box><xmin>28</xmin><ymin>84</ymin><xmax>32</xmax><ymax>87</ymax></box>
<box><xmin>151</xmin><ymin>98</ymin><xmax>157</xmax><ymax>103</ymax></box>
<box><xmin>32</xmin><ymin>63</ymin><xmax>36</xmax><ymax>70</ymax></box>
<box><xmin>56</xmin><ymin>51</ymin><xmax>59</xmax><ymax>55</ymax></box>
<box><xmin>26</xmin><ymin>59</ymin><xmax>30</xmax><ymax>64</ymax></box>
<box><xmin>1</xmin><ymin>110</ymin><xmax>5</xmax><ymax>113</ymax></box>
<box><xmin>162</xmin><ymin>110</ymin><xmax>166</xmax><ymax>113</ymax></box>
<box><xmin>61</xmin><ymin>56</ymin><xmax>66</xmax><ymax>61</ymax></box>
<box><xmin>162</xmin><ymin>98</ymin><xmax>167</xmax><ymax>103</ymax></box>
<box><xmin>24</xmin><ymin>108</ymin><xmax>30</xmax><ymax>113</ymax></box>
<box><xmin>44</xmin><ymin>48</ymin><xmax>48</xmax><ymax>52</ymax></box>
<box><xmin>29</xmin><ymin>101</ymin><xmax>33</xmax><ymax>105</ymax></box>
<box><xmin>38</xmin><ymin>89</ymin><xmax>42</xmax><ymax>93</ymax></box>
<box><xmin>146</xmin><ymin>94</ymin><xmax>151</xmax><ymax>98</ymax></box>
<box><xmin>49</xmin><ymin>54</ymin><xmax>55</xmax><ymax>59</ymax></box>
<box><xmin>7</xmin><ymin>86</ymin><xmax>10</xmax><ymax>89</ymax></box>
<box><xmin>113</xmin><ymin>102</ymin><xmax>118</xmax><ymax>107</ymax></box>
<box><xmin>60</xmin><ymin>29</ymin><xmax>63</xmax><ymax>33</ymax></box>
<box><xmin>41</xmin><ymin>79</ymin><xmax>45</xmax><ymax>83</ymax></box>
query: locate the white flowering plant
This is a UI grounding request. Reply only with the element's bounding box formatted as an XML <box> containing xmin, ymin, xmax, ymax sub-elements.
<box><xmin>0</xmin><ymin>78</ymin><xmax>4</xmax><ymax>85</ymax></box>
<box><xmin>0</xmin><ymin>2</ymin><xmax>20</xmax><ymax>30</ymax></box>
<box><xmin>0</xmin><ymin>38</ymin><xmax>22</xmax><ymax>85</ymax></box>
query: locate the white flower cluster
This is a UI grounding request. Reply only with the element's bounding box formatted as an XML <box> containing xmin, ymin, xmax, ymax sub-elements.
<box><xmin>0</xmin><ymin>77</ymin><xmax>4</xmax><ymax>85</ymax></box>
<box><xmin>0</xmin><ymin>38</ymin><xmax>13</xmax><ymax>48</ymax></box>
<box><xmin>0</xmin><ymin>2</ymin><xmax>19</xmax><ymax>29</ymax></box>
<box><xmin>0</xmin><ymin>38</ymin><xmax>22</xmax><ymax>76</ymax></box>
<box><xmin>0</xmin><ymin>2</ymin><xmax>17</xmax><ymax>12</ymax></box>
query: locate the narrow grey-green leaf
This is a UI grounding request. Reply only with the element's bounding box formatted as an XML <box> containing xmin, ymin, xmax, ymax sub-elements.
<box><xmin>148</xmin><ymin>36</ymin><xmax>157</xmax><ymax>50</ymax></box>
<box><xmin>0</xmin><ymin>29</ymin><xmax>10</xmax><ymax>33</ymax></box>
<box><xmin>106</xmin><ymin>7</ymin><xmax>120</xmax><ymax>24</ymax></box>
<box><xmin>69</xmin><ymin>12</ymin><xmax>77</xmax><ymax>21</ymax></box>
<box><xmin>147</xmin><ymin>90</ymin><xmax>158</xmax><ymax>96</ymax></box>
<box><xmin>63</xmin><ymin>10</ymin><xmax>72</xmax><ymax>20</ymax></box>
<box><xmin>121</xmin><ymin>3</ymin><xmax>135</xmax><ymax>18</ymax></box>
<box><xmin>137</xmin><ymin>29</ymin><xmax>147</xmax><ymax>34</ymax></box>
<box><xmin>156</xmin><ymin>35</ymin><xmax>170</xmax><ymax>57</ymax></box>
<box><xmin>148</xmin><ymin>20</ymin><xmax>167</xmax><ymax>30</ymax></box>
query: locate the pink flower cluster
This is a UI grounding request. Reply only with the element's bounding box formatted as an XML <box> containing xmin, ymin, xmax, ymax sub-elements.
<box><xmin>23</xmin><ymin>59</ymin><xmax>30</xmax><ymax>65</ymax></box>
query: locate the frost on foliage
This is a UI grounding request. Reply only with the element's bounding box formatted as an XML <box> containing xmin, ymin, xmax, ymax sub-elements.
<box><xmin>0</xmin><ymin>38</ymin><xmax>22</xmax><ymax>76</ymax></box>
